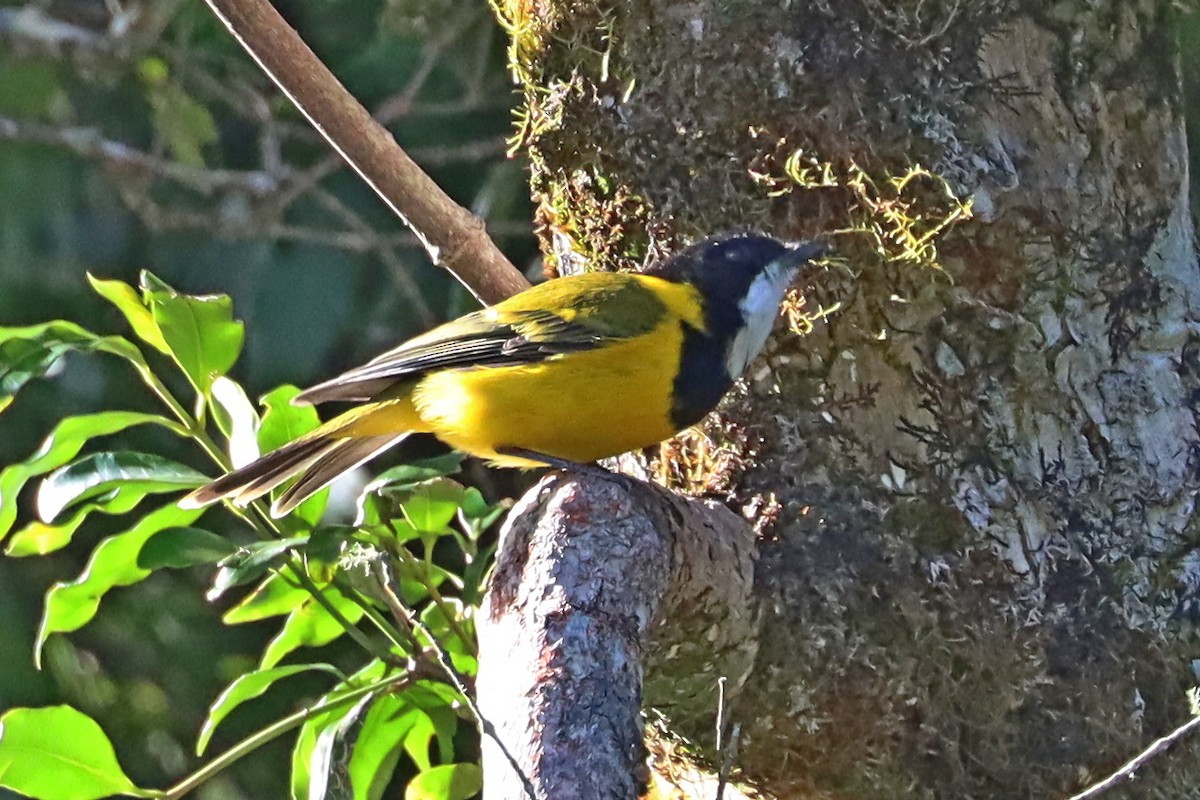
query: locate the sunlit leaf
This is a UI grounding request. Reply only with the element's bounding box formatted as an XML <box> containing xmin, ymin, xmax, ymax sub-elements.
<box><xmin>87</xmin><ymin>274</ymin><xmax>169</xmax><ymax>354</ymax></box>
<box><xmin>0</xmin><ymin>411</ymin><xmax>184</xmax><ymax>542</ymax></box>
<box><xmin>458</xmin><ymin>488</ymin><xmax>508</xmax><ymax>537</ymax></box>
<box><xmin>312</xmin><ymin>693</ymin><xmax>373</xmax><ymax>800</ymax></box>
<box><xmin>401</xmin><ymin>684</ymin><xmax>461</xmax><ymax>770</ymax></box>
<box><xmin>6</xmin><ymin>489</ymin><xmax>148</xmax><ymax>557</ymax></box>
<box><xmin>258</xmin><ymin>385</ymin><xmax>325</xmax><ymax>525</ymax></box>
<box><xmin>0</xmin><ymin>321</ymin><xmax>147</xmax><ymax>415</ymax></box>
<box><xmin>36</xmin><ymin>451</ymin><xmax>207</xmax><ymax>523</ymax></box>
<box><xmin>36</xmin><ymin>504</ymin><xmax>204</xmax><ymax>667</ymax></box>
<box><xmin>207</xmin><ymin>536</ymin><xmax>309</xmax><ymax>602</ymax></box>
<box><xmin>347</xmin><ymin>694</ymin><xmax>421</xmax><ymax>800</ymax></box>
<box><xmin>137</xmin><ymin>526</ymin><xmax>236</xmax><ymax>569</ymax></box>
<box><xmin>211</xmin><ymin>376</ymin><xmax>260</xmax><ymax>466</ymax></box>
<box><xmin>404</xmin><ymin>764</ymin><xmax>482</xmax><ymax>800</ymax></box>
<box><xmin>197</xmin><ymin>663</ymin><xmax>342</xmax><ymax>756</ymax></box>
<box><xmin>399</xmin><ymin>479</ymin><xmax>465</xmax><ymax>535</ymax></box>
<box><xmin>258</xmin><ymin>385</ymin><xmax>321</xmax><ymax>451</ymax></box>
<box><xmin>292</xmin><ymin>660</ymin><xmax>388</xmax><ymax>800</ymax></box>
<box><xmin>260</xmin><ymin>585</ymin><xmax>366</xmax><ymax>669</ymax></box>
<box><xmin>0</xmin><ymin>706</ymin><xmax>153</xmax><ymax>800</ymax></box>
<box><xmin>141</xmin><ymin>271</ymin><xmax>243</xmax><ymax>396</ymax></box>
<box><xmin>419</xmin><ymin>601</ymin><xmax>475</xmax><ymax>676</ymax></box>
<box><xmin>222</xmin><ymin>568</ymin><xmax>310</xmax><ymax>625</ymax></box>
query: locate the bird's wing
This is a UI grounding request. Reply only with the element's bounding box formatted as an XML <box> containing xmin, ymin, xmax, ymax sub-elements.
<box><xmin>294</xmin><ymin>273</ymin><xmax>668</xmax><ymax>405</ymax></box>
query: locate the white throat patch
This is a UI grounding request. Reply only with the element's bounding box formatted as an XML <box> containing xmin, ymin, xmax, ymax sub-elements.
<box><xmin>725</xmin><ymin>261</ymin><xmax>796</xmax><ymax>379</ymax></box>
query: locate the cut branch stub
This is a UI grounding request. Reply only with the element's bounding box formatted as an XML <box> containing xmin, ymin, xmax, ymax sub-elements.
<box><xmin>477</xmin><ymin>472</ymin><xmax>758</xmax><ymax>799</ymax></box>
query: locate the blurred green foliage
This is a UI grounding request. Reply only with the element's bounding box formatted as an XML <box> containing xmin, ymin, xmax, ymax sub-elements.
<box><xmin>0</xmin><ymin>0</ymin><xmax>531</xmax><ymax>796</ymax></box>
<box><xmin>0</xmin><ymin>272</ymin><xmax>507</xmax><ymax>799</ymax></box>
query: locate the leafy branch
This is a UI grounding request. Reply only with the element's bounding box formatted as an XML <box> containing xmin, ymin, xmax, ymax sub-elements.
<box><xmin>0</xmin><ymin>273</ymin><xmax>506</xmax><ymax>800</ymax></box>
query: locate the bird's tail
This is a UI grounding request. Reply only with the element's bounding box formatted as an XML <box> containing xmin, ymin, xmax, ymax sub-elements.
<box><xmin>179</xmin><ymin>397</ymin><xmax>427</xmax><ymax>518</ymax></box>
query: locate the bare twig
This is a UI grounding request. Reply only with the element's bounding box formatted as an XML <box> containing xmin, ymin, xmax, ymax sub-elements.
<box><xmin>272</xmin><ymin>10</ymin><xmax>479</xmax><ymax>218</ymax></box>
<box><xmin>1066</xmin><ymin>714</ymin><xmax>1200</xmax><ymax>800</ymax></box>
<box><xmin>202</xmin><ymin>0</ymin><xmax>530</xmax><ymax>304</ymax></box>
<box><xmin>0</xmin><ymin>6</ymin><xmax>112</xmax><ymax>53</ymax></box>
<box><xmin>0</xmin><ymin>115</ymin><xmax>280</xmax><ymax>196</ymax></box>
<box><xmin>309</xmin><ymin>187</ymin><xmax>437</xmax><ymax>327</ymax></box>
<box><xmin>714</xmin><ymin>676</ymin><xmax>730</xmax><ymax>800</ymax></box>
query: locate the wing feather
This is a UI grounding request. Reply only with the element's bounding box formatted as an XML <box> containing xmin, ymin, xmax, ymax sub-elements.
<box><xmin>271</xmin><ymin>434</ymin><xmax>406</xmax><ymax>516</ymax></box>
<box><xmin>294</xmin><ymin>274</ymin><xmax>667</xmax><ymax>406</ymax></box>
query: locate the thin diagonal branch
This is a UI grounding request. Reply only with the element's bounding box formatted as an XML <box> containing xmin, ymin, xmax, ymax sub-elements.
<box><xmin>1066</xmin><ymin>714</ymin><xmax>1200</xmax><ymax>800</ymax></box>
<box><xmin>202</xmin><ymin>0</ymin><xmax>530</xmax><ymax>304</ymax></box>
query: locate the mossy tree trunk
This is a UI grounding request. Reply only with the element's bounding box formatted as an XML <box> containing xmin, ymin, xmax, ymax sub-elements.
<box><xmin>495</xmin><ymin>0</ymin><xmax>1200</xmax><ymax>797</ymax></box>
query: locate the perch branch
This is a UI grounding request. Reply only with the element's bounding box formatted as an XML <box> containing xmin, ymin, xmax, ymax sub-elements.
<box><xmin>477</xmin><ymin>473</ymin><xmax>759</xmax><ymax>798</ymax></box>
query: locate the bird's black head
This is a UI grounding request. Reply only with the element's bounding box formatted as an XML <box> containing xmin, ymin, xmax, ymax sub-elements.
<box><xmin>649</xmin><ymin>230</ymin><xmax>824</xmax><ymax>338</ymax></box>
<box><xmin>650</xmin><ymin>231</ymin><xmax>825</xmax><ymax>428</ymax></box>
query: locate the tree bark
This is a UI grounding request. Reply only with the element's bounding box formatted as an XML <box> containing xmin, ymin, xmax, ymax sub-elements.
<box><xmin>477</xmin><ymin>473</ymin><xmax>758</xmax><ymax>798</ymax></box>
<box><xmin>493</xmin><ymin>0</ymin><xmax>1200</xmax><ymax>797</ymax></box>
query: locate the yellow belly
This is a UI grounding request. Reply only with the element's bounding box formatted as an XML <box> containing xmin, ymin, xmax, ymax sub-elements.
<box><xmin>410</xmin><ymin>322</ymin><xmax>683</xmax><ymax>467</ymax></box>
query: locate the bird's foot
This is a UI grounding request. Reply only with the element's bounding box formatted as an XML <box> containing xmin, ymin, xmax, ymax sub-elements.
<box><xmin>498</xmin><ymin>447</ymin><xmax>634</xmax><ymax>486</ymax></box>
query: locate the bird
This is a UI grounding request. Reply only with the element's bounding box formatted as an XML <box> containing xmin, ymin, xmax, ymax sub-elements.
<box><xmin>180</xmin><ymin>231</ymin><xmax>824</xmax><ymax>517</ymax></box>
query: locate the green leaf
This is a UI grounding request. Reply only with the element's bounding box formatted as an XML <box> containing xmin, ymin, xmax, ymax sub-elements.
<box><xmin>87</xmin><ymin>274</ymin><xmax>170</xmax><ymax>354</ymax></box>
<box><xmin>222</xmin><ymin>569</ymin><xmax>310</xmax><ymax>625</ymax></box>
<box><xmin>258</xmin><ymin>385</ymin><xmax>326</xmax><ymax>525</ymax></box>
<box><xmin>310</xmin><ymin>694</ymin><xmax>374</xmax><ymax>800</ymax></box>
<box><xmin>419</xmin><ymin>601</ymin><xmax>475</xmax><ymax>677</ymax></box>
<box><xmin>0</xmin><ymin>321</ymin><xmax>147</xmax><ymax>415</ymax></box>
<box><xmin>36</xmin><ymin>451</ymin><xmax>207</xmax><ymax>523</ymax></box>
<box><xmin>0</xmin><ymin>61</ymin><xmax>61</xmax><ymax>117</ymax></box>
<box><xmin>142</xmin><ymin>271</ymin><xmax>244</xmax><ymax>396</ymax></box>
<box><xmin>347</xmin><ymin>695</ymin><xmax>420</xmax><ymax>800</ymax></box>
<box><xmin>0</xmin><ymin>411</ymin><xmax>184</xmax><ymax>542</ymax></box>
<box><xmin>260</xmin><ymin>585</ymin><xmax>366</xmax><ymax>669</ymax></box>
<box><xmin>404</xmin><ymin>764</ymin><xmax>482</xmax><ymax>800</ymax></box>
<box><xmin>36</xmin><ymin>504</ymin><xmax>204</xmax><ymax>666</ymax></box>
<box><xmin>197</xmin><ymin>663</ymin><xmax>342</xmax><ymax>756</ymax></box>
<box><xmin>292</xmin><ymin>701</ymin><xmax>358</xmax><ymax>800</ymax></box>
<box><xmin>396</xmin><ymin>685</ymin><xmax>460</xmax><ymax>772</ymax></box>
<box><xmin>137</xmin><ymin>526</ymin><xmax>236</xmax><ymax>569</ymax></box>
<box><xmin>210</xmin><ymin>375</ymin><xmax>260</xmax><ymax>458</ymax></box>
<box><xmin>459</xmin><ymin>488</ymin><xmax>508</xmax><ymax>537</ymax></box>
<box><xmin>207</xmin><ymin>536</ymin><xmax>309</xmax><ymax>602</ymax></box>
<box><xmin>258</xmin><ymin>386</ymin><xmax>321</xmax><ymax>452</ymax></box>
<box><xmin>292</xmin><ymin>660</ymin><xmax>388</xmax><ymax>800</ymax></box>
<box><xmin>6</xmin><ymin>489</ymin><xmax>149</xmax><ymax>557</ymax></box>
<box><xmin>0</xmin><ymin>706</ymin><xmax>154</xmax><ymax>800</ymax></box>
<box><xmin>369</xmin><ymin>454</ymin><xmax>464</xmax><ymax>492</ymax></box>
<box><xmin>399</xmin><ymin>479</ymin><xmax>465</xmax><ymax>535</ymax></box>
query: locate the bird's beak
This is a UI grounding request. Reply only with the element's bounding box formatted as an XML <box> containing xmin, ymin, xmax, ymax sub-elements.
<box><xmin>780</xmin><ymin>239</ymin><xmax>828</xmax><ymax>267</ymax></box>
<box><xmin>769</xmin><ymin>240</ymin><xmax>827</xmax><ymax>287</ymax></box>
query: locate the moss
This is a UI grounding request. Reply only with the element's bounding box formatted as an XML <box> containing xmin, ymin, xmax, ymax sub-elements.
<box><xmin>488</xmin><ymin>2</ymin><xmax>1199</xmax><ymax>797</ymax></box>
<box><xmin>492</xmin><ymin>0</ymin><xmax>984</xmax><ymax>282</ymax></box>
<box><xmin>886</xmin><ymin>497</ymin><xmax>973</xmax><ymax>552</ymax></box>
